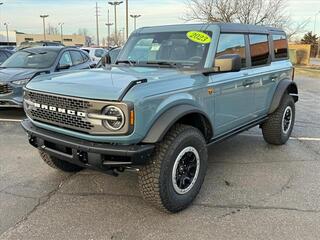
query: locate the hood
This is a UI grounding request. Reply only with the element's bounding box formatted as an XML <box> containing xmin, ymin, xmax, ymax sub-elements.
<box><xmin>26</xmin><ymin>67</ymin><xmax>187</xmax><ymax>101</ymax></box>
<box><xmin>0</xmin><ymin>68</ymin><xmax>40</xmax><ymax>83</ymax></box>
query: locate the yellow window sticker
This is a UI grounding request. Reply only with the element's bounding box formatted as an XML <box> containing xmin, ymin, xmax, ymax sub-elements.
<box><xmin>187</xmin><ymin>31</ymin><xmax>212</xmax><ymax>44</ymax></box>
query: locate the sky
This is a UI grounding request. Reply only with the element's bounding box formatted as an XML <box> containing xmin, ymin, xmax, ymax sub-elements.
<box><xmin>0</xmin><ymin>0</ymin><xmax>319</xmax><ymax>41</ymax></box>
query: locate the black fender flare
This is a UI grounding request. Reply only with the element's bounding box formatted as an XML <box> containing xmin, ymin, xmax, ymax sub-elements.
<box><xmin>142</xmin><ymin>105</ymin><xmax>213</xmax><ymax>144</ymax></box>
<box><xmin>268</xmin><ymin>80</ymin><xmax>298</xmax><ymax>114</ymax></box>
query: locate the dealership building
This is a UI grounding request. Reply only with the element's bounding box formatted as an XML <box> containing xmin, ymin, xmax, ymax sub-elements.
<box><xmin>0</xmin><ymin>30</ymin><xmax>89</xmax><ymax>47</ymax></box>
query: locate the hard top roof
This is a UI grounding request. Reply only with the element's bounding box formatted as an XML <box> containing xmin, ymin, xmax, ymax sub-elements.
<box><xmin>138</xmin><ymin>23</ymin><xmax>286</xmax><ymax>35</ymax></box>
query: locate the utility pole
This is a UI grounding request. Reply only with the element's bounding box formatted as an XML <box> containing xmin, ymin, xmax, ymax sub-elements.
<box><xmin>40</xmin><ymin>14</ymin><xmax>49</xmax><ymax>41</ymax></box>
<box><xmin>0</xmin><ymin>3</ymin><xmax>3</xmax><ymax>30</ymax></box>
<box><xmin>58</xmin><ymin>23</ymin><xmax>64</xmax><ymax>43</ymax></box>
<box><xmin>105</xmin><ymin>9</ymin><xmax>113</xmax><ymax>48</ymax></box>
<box><xmin>4</xmin><ymin>22</ymin><xmax>9</xmax><ymax>45</ymax></box>
<box><xmin>125</xmin><ymin>0</ymin><xmax>128</xmax><ymax>40</ymax></box>
<box><xmin>95</xmin><ymin>2</ymin><xmax>100</xmax><ymax>46</ymax></box>
<box><xmin>130</xmin><ymin>14</ymin><xmax>141</xmax><ymax>31</ymax></box>
<box><xmin>108</xmin><ymin>1</ymin><xmax>123</xmax><ymax>45</ymax></box>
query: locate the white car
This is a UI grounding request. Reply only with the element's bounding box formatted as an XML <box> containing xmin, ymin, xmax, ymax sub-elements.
<box><xmin>81</xmin><ymin>47</ymin><xmax>107</xmax><ymax>64</ymax></box>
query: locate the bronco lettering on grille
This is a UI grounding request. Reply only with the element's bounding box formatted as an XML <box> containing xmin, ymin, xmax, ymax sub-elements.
<box><xmin>32</xmin><ymin>102</ymin><xmax>87</xmax><ymax>118</ymax></box>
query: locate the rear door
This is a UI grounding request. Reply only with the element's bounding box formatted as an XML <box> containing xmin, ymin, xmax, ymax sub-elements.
<box><xmin>210</xmin><ymin>33</ymin><xmax>255</xmax><ymax>136</ymax></box>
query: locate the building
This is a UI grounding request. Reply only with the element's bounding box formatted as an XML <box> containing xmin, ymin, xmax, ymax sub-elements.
<box><xmin>0</xmin><ymin>30</ymin><xmax>89</xmax><ymax>47</ymax></box>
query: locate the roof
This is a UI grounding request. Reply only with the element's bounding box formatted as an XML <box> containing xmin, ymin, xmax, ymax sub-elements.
<box><xmin>20</xmin><ymin>46</ymin><xmax>66</xmax><ymax>52</ymax></box>
<box><xmin>138</xmin><ymin>23</ymin><xmax>285</xmax><ymax>35</ymax></box>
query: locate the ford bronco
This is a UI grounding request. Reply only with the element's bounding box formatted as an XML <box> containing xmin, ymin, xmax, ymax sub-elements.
<box><xmin>22</xmin><ymin>23</ymin><xmax>298</xmax><ymax>213</ymax></box>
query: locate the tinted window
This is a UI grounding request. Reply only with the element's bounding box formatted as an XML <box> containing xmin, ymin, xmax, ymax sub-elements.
<box><xmin>95</xmin><ymin>49</ymin><xmax>105</xmax><ymax>58</ymax></box>
<box><xmin>59</xmin><ymin>52</ymin><xmax>72</xmax><ymax>66</ymax></box>
<box><xmin>273</xmin><ymin>34</ymin><xmax>288</xmax><ymax>59</ymax></box>
<box><xmin>216</xmin><ymin>34</ymin><xmax>246</xmax><ymax>68</ymax></box>
<box><xmin>0</xmin><ymin>52</ymin><xmax>7</xmax><ymax>63</ymax></box>
<box><xmin>70</xmin><ymin>51</ymin><xmax>84</xmax><ymax>65</ymax></box>
<box><xmin>249</xmin><ymin>34</ymin><xmax>270</xmax><ymax>66</ymax></box>
<box><xmin>81</xmin><ymin>52</ymin><xmax>90</xmax><ymax>62</ymax></box>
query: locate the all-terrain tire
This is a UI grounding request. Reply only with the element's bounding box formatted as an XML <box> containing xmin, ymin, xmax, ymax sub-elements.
<box><xmin>39</xmin><ymin>150</ymin><xmax>84</xmax><ymax>172</ymax></box>
<box><xmin>262</xmin><ymin>94</ymin><xmax>295</xmax><ymax>145</ymax></box>
<box><xmin>138</xmin><ymin>124</ymin><xmax>208</xmax><ymax>213</ymax></box>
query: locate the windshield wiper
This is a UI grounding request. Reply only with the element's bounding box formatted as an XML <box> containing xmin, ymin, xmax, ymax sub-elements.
<box><xmin>145</xmin><ymin>61</ymin><xmax>182</xmax><ymax>68</ymax></box>
<box><xmin>116</xmin><ymin>60</ymin><xmax>136</xmax><ymax>66</ymax></box>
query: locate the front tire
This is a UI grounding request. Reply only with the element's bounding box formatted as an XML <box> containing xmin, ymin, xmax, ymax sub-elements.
<box><xmin>138</xmin><ymin>124</ymin><xmax>208</xmax><ymax>213</ymax></box>
<box><xmin>39</xmin><ymin>150</ymin><xmax>84</xmax><ymax>172</ymax></box>
<box><xmin>262</xmin><ymin>94</ymin><xmax>295</xmax><ymax>145</ymax></box>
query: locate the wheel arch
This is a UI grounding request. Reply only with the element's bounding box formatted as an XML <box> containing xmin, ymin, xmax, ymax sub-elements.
<box><xmin>268</xmin><ymin>79</ymin><xmax>298</xmax><ymax>114</ymax></box>
<box><xmin>142</xmin><ymin>105</ymin><xmax>213</xmax><ymax>144</ymax></box>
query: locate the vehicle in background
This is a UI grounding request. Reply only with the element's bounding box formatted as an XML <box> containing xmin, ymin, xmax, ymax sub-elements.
<box><xmin>0</xmin><ymin>46</ymin><xmax>93</xmax><ymax>108</ymax></box>
<box><xmin>17</xmin><ymin>41</ymin><xmax>65</xmax><ymax>51</ymax></box>
<box><xmin>0</xmin><ymin>46</ymin><xmax>16</xmax><ymax>51</ymax></box>
<box><xmin>95</xmin><ymin>47</ymin><xmax>122</xmax><ymax>68</ymax></box>
<box><xmin>21</xmin><ymin>23</ymin><xmax>298</xmax><ymax>213</ymax></box>
<box><xmin>81</xmin><ymin>47</ymin><xmax>107</xmax><ymax>64</ymax></box>
<box><xmin>0</xmin><ymin>49</ymin><xmax>14</xmax><ymax>65</ymax></box>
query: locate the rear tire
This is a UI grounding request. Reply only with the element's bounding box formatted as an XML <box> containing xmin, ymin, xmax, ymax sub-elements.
<box><xmin>138</xmin><ymin>124</ymin><xmax>208</xmax><ymax>213</ymax></box>
<box><xmin>39</xmin><ymin>150</ymin><xmax>83</xmax><ymax>172</ymax></box>
<box><xmin>262</xmin><ymin>94</ymin><xmax>295</xmax><ymax>145</ymax></box>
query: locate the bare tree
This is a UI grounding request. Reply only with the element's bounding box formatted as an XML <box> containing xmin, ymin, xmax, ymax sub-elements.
<box><xmin>183</xmin><ymin>0</ymin><xmax>308</xmax><ymax>38</ymax></box>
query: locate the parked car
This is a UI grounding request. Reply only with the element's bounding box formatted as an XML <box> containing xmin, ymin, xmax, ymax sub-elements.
<box><xmin>17</xmin><ymin>41</ymin><xmax>64</xmax><ymax>51</ymax></box>
<box><xmin>0</xmin><ymin>46</ymin><xmax>16</xmax><ymax>51</ymax></box>
<box><xmin>21</xmin><ymin>23</ymin><xmax>298</xmax><ymax>212</ymax></box>
<box><xmin>0</xmin><ymin>49</ymin><xmax>13</xmax><ymax>65</ymax></box>
<box><xmin>0</xmin><ymin>46</ymin><xmax>93</xmax><ymax>107</ymax></box>
<box><xmin>81</xmin><ymin>47</ymin><xmax>107</xmax><ymax>64</ymax></box>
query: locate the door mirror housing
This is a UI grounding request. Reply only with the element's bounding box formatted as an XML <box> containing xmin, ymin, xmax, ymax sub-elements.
<box><xmin>101</xmin><ymin>53</ymin><xmax>112</xmax><ymax>67</ymax></box>
<box><xmin>57</xmin><ymin>64</ymin><xmax>71</xmax><ymax>71</ymax></box>
<box><xmin>214</xmin><ymin>54</ymin><xmax>242</xmax><ymax>72</ymax></box>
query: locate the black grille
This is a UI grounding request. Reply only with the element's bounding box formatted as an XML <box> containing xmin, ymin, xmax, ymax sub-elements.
<box><xmin>26</xmin><ymin>91</ymin><xmax>94</xmax><ymax>131</ymax></box>
<box><xmin>0</xmin><ymin>83</ymin><xmax>13</xmax><ymax>94</ymax></box>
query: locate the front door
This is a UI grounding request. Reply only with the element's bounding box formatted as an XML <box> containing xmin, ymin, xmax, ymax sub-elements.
<box><xmin>209</xmin><ymin>33</ymin><xmax>255</xmax><ymax>136</ymax></box>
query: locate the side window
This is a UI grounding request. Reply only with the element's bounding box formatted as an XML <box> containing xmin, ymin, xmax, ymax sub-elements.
<box><xmin>273</xmin><ymin>34</ymin><xmax>288</xmax><ymax>59</ymax></box>
<box><xmin>249</xmin><ymin>34</ymin><xmax>270</xmax><ymax>66</ymax></box>
<box><xmin>81</xmin><ymin>52</ymin><xmax>90</xmax><ymax>62</ymax></box>
<box><xmin>216</xmin><ymin>34</ymin><xmax>247</xmax><ymax>68</ymax></box>
<box><xmin>59</xmin><ymin>51</ymin><xmax>72</xmax><ymax>66</ymax></box>
<box><xmin>70</xmin><ymin>51</ymin><xmax>84</xmax><ymax>65</ymax></box>
<box><xmin>94</xmin><ymin>49</ymin><xmax>105</xmax><ymax>58</ymax></box>
<box><xmin>0</xmin><ymin>52</ymin><xmax>7</xmax><ymax>63</ymax></box>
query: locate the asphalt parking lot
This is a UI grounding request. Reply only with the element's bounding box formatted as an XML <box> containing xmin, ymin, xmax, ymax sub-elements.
<box><xmin>0</xmin><ymin>70</ymin><xmax>319</xmax><ymax>240</ymax></box>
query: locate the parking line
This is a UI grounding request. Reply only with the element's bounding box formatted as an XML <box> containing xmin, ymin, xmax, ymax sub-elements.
<box><xmin>0</xmin><ymin>119</ymin><xmax>22</xmax><ymax>122</ymax></box>
<box><xmin>242</xmin><ymin>133</ymin><xmax>320</xmax><ymax>142</ymax></box>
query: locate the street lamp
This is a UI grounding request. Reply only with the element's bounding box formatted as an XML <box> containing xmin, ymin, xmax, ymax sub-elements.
<box><xmin>40</xmin><ymin>14</ymin><xmax>49</xmax><ymax>41</ymax></box>
<box><xmin>130</xmin><ymin>14</ymin><xmax>141</xmax><ymax>31</ymax></box>
<box><xmin>108</xmin><ymin>1</ymin><xmax>123</xmax><ymax>44</ymax></box>
<box><xmin>58</xmin><ymin>23</ymin><xmax>64</xmax><ymax>43</ymax></box>
<box><xmin>4</xmin><ymin>22</ymin><xmax>9</xmax><ymax>45</ymax></box>
<box><xmin>105</xmin><ymin>10</ymin><xmax>113</xmax><ymax>47</ymax></box>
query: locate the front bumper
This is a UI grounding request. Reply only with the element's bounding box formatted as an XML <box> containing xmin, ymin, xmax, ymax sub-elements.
<box><xmin>21</xmin><ymin>119</ymin><xmax>155</xmax><ymax>172</ymax></box>
<box><xmin>0</xmin><ymin>84</ymin><xmax>23</xmax><ymax>108</ymax></box>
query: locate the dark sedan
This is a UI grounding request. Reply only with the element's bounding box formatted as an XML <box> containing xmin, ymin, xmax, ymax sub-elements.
<box><xmin>0</xmin><ymin>49</ymin><xmax>13</xmax><ymax>65</ymax></box>
<box><xmin>0</xmin><ymin>46</ymin><xmax>93</xmax><ymax>108</ymax></box>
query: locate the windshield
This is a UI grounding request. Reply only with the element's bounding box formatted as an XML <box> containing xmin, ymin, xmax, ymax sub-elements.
<box><xmin>117</xmin><ymin>31</ymin><xmax>212</xmax><ymax>68</ymax></box>
<box><xmin>2</xmin><ymin>50</ymin><xmax>58</xmax><ymax>69</ymax></box>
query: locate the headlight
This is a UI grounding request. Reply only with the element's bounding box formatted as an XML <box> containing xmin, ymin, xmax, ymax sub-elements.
<box><xmin>102</xmin><ymin>106</ymin><xmax>125</xmax><ymax>131</ymax></box>
<box><xmin>12</xmin><ymin>78</ymin><xmax>30</xmax><ymax>85</ymax></box>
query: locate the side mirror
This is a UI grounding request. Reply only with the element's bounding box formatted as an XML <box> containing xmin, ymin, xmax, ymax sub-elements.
<box><xmin>214</xmin><ymin>54</ymin><xmax>242</xmax><ymax>72</ymax></box>
<box><xmin>57</xmin><ymin>64</ymin><xmax>71</xmax><ymax>71</ymax></box>
<box><xmin>101</xmin><ymin>54</ymin><xmax>112</xmax><ymax>67</ymax></box>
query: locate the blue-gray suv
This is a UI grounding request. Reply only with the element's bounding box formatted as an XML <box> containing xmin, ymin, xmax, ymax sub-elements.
<box><xmin>21</xmin><ymin>23</ymin><xmax>298</xmax><ymax>212</ymax></box>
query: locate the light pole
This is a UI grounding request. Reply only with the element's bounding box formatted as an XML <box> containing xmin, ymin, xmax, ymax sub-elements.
<box><xmin>105</xmin><ymin>9</ymin><xmax>113</xmax><ymax>47</ymax></box>
<box><xmin>40</xmin><ymin>14</ymin><xmax>49</xmax><ymax>41</ymax></box>
<box><xmin>108</xmin><ymin>1</ymin><xmax>123</xmax><ymax>45</ymax></box>
<box><xmin>4</xmin><ymin>22</ymin><xmax>9</xmax><ymax>45</ymax></box>
<box><xmin>130</xmin><ymin>14</ymin><xmax>141</xmax><ymax>31</ymax></box>
<box><xmin>58</xmin><ymin>23</ymin><xmax>64</xmax><ymax>43</ymax></box>
<box><xmin>125</xmin><ymin>0</ymin><xmax>128</xmax><ymax>40</ymax></box>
